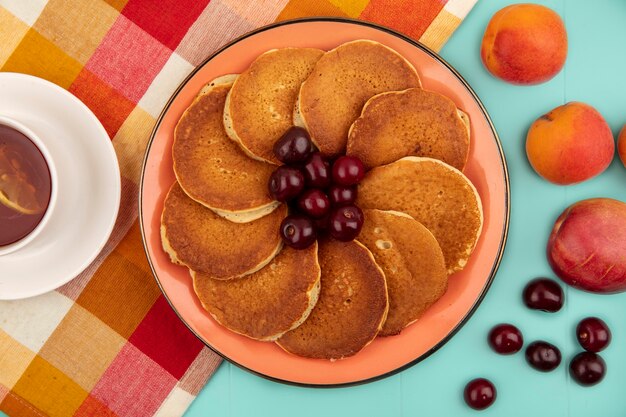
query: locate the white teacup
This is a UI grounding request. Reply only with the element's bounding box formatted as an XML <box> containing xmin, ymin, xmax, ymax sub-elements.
<box><xmin>0</xmin><ymin>115</ymin><xmax>58</xmax><ymax>256</ymax></box>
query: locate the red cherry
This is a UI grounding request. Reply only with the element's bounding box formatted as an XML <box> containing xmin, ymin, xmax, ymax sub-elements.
<box><xmin>525</xmin><ymin>341</ymin><xmax>561</xmax><ymax>372</ymax></box>
<box><xmin>303</xmin><ymin>152</ymin><xmax>331</xmax><ymax>188</ymax></box>
<box><xmin>329</xmin><ymin>205</ymin><xmax>364</xmax><ymax>241</ymax></box>
<box><xmin>464</xmin><ymin>378</ymin><xmax>496</xmax><ymax>410</ymax></box>
<box><xmin>273</xmin><ymin>126</ymin><xmax>315</xmax><ymax>165</ymax></box>
<box><xmin>280</xmin><ymin>215</ymin><xmax>316</xmax><ymax>249</ymax></box>
<box><xmin>297</xmin><ymin>189</ymin><xmax>330</xmax><ymax>218</ymax></box>
<box><xmin>488</xmin><ymin>324</ymin><xmax>523</xmax><ymax>355</ymax></box>
<box><xmin>569</xmin><ymin>352</ymin><xmax>606</xmax><ymax>386</ymax></box>
<box><xmin>331</xmin><ymin>156</ymin><xmax>365</xmax><ymax>186</ymax></box>
<box><xmin>576</xmin><ymin>317</ymin><xmax>611</xmax><ymax>352</ymax></box>
<box><xmin>523</xmin><ymin>278</ymin><xmax>564</xmax><ymax>312</ymax></box>
<box><xmin>268</xmin><ymin>166</ymin><xmax>305</xmax><ymax>201</ymax></box>
<box><xmin>328</xmin><ymin>185</ymin><xmax>357</xmax><ymax>206</ymax></box>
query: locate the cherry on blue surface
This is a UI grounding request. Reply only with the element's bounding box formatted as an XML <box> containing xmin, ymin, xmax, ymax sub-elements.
<box><xmin>464</xmin><ymin>378</ymin><xmax>496</xmax><ymax>410</ymax></box>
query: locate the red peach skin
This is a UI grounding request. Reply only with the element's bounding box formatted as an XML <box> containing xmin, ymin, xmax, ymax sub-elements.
<box><xmin>481</xmin><ymin>4</ymin><xmax>567</xmax><ymax>85</ymax></box>
<box><xmin>548</xmin><ymin>198</ymin><xmax>626</xmax><ymax>293</ymax></box>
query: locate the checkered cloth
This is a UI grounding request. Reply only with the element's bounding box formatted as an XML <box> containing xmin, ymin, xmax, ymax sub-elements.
<box><xmin>0</xmin><ymin>0</ymin><xmax>477</xmax><ymax>416</ymax></box>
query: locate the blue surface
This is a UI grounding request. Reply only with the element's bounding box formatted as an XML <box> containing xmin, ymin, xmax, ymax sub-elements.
<box><xmin>187</xmin><ymin>1</ymin><xmax>626</xmax><ymax>416</ymax></box>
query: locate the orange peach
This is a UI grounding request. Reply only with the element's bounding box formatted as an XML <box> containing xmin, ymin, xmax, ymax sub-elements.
<box><xmin>548</xmin><ymin>198</ymin><xmax>626</xmax><ymax>294</ymax></box>
<box><xmin>526</xmin><ymin>102</ymin><xmax>614</xmax><ymax>185</ymax></box>
<box><xmin>618</xmin><ymin>124</ymin><xmax>626</xmax><ymax>168</ymax></box>
<box><xmin>481</xmin><ymin>4</ymin><xmax>567</xmax><ymax>85</ymax></box>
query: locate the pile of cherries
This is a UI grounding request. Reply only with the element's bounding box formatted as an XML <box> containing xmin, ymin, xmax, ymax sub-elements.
<box><xmin>464</xmin><ymin>277</ymin><xmax>612</xmax><ymax>411</ymax></box>
<box><xmin>268</xmin><ymin>127</ymin><xmax>366</xmax><ymax>249</ymax></box>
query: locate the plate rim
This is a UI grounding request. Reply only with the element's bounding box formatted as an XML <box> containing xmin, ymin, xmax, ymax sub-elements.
<box><xmin>139</xmin><ymin>16</ymin><xmax>511</xmax><ymax>388</ymax></box>
<box><xmin>0</xmin><ymin>72</ymin><xmax>121</xmax><ymax>300</ymax></box>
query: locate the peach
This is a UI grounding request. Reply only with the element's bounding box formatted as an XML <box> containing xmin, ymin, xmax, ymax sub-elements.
<box><xmin>547</xmin><ymin>198</ymin><xmax>626</xmax><ymax>294</ymax></box>
<box><xmin>481</xmin><ymin>4</ymin><xmax>567</xmax><ymax>85</ymax></box>
<box><xmin>526</xmin><ymin>102</ymin><xmax>614</xmax><ymax>185</ymax></box>
<box><xmin>618</xmin><ymin>124</ymin><xmax>626</xmax><ymax>168</ymax></box>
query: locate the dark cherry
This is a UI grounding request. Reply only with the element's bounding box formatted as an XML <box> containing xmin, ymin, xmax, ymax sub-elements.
<box><xmin>328</xmin><ymin>185</ymin><xmax>357</xmax><ymax>206</ymax></box>
<box><xmin>569</xmin><ymin>352</ymin><xmax>606</xmax><ymax>386</ymax></box>
<box><xmin>280</xmin><ymin>215</ymin><xmax>316</xmax><ymax>249</ymax></box>
<box><xmin>303</xmin><ymin>152</ymin><xmax>331</xmax><ymax>188</ymax></box>
<box><xmin>331</xmin><ymin>156</ymin><xmax>365</xmax><ymax>186</ymax></box>
<box><xmin>297</xmin><ymin>189</ymin><xmax>330</xmax><ymax>219</ymax></box>
<box><xmin>488</xmin><ymin>324</ymin><xmax>523</xmax><ymax>355</ymax></box>
<box><xmin>576</xmin><ymin>317</ymin><xmax>611</xmax><ymax>352</ymax></box>
<box><xmin>273</xmin><ymin>126</ymin><xmax>315</xmax><ymax>165</ymax></box>
<box><xmin>463</xmin><ymin>378</ymin><xmax>496</xmax><ymax>410</ymax></box>
<box><xmin>329</xmin><ymin>205</ymin><xmax>364</xmax><ymax>241</ymax></box>
<box><xmin>268</xmin><ymin>166</ymin><xmax>305</xmax><ymax>202</ymax></box>
<box><xmin>525</xmin><ymin>341</ymin><xmax>561</xmax><ymax>372</ymax></box>
<box><xmin>523</xmin><ymin>278</ymin><xmax>564</xmax><ymax>312</ymax></box>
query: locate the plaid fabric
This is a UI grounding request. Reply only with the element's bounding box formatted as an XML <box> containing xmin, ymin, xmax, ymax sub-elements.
<box><xmin>0</xmin><ymin>0</ymin><xmax>477</xmax><ymax>416</ymax></box>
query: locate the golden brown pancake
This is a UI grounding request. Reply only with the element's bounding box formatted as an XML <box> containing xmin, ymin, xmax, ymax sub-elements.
<box><xmin>161</xmin><ymin>182</ymin><xmax>286</xmax><ymax>280</ymax></box>
<box><xmin>347</xmin><ymin>88</ymin><xmax>470</xmax><ymax>171</ymax></box>
<box><xmin>359</xmin><ymin>209</ymin><xmax>448</xmax><ymax>336</ymax></box>
<box><xmin>224</xmin><ymin>48</ymin><xmax>324</xmax><ymax>164</ymax></box>
<box><xmin>295</xmin><ymin>40</ymin><xmax>421</xmax><ymax>157</ymax></box>
<box><xmin>277</xmin><ymin>239</ymin><xmax>388</xmax><ymax>360</ymax></box>
<box><xmin>357</xmin><ymin>157</ymin><xmax>483</xmax><ymax>274</ymax></box>
<box><xmin>173</xmin><ymin>75</ymin><xmax>280</xmax><ymax>223</ymax></box>
<box><xmin>192</xmin><ymin>244</ymin><xmax>321</xmax><ymax>341</ymax></box>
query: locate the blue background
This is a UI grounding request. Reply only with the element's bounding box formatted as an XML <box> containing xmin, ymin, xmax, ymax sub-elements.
<box><xmin>187</xmin><ymin>1</ymin><xmax>626</xmax><ymax>416</ymax></box>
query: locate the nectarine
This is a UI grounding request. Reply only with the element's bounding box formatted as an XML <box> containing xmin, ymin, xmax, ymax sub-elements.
<box><xmin>526</xmin><ymin>102</ymin><xmax>614</xmax><ymax>185</ymax></box>
<box><xmin>548</xmin><ymin>198</ymin><xmax>626</xmax><ymax>294</ymax></box>
<box><xmin>481</xmin><ymin>4</ymin><xmax>567</xmax><ymax>85</ymax></box>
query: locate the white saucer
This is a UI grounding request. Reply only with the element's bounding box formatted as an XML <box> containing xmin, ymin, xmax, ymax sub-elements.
<box><xmin>0</xmin><ymin>73</ymin><xmax>120</xmax><ymax>300</ymax></box>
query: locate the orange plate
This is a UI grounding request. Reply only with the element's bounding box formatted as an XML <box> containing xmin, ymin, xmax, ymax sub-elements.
<box><xmin>140</xmin><ymin>18</ymin><xmax>509</xmax><ymax>387</ymax></box>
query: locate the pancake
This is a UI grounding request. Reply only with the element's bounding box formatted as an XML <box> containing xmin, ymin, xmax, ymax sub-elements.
<box><xmin>357</xmin><ymin>157</ymin><xmax>483</xmax><ymax>274</ymax></box>
<box><xmin>173</xmin><ymin>75</ymin><xmax>280</xmax><ymax>223</ymax></box>
<box><xmin>161</xmin><ymin>182</ymin><xmax>286</xmax><ymax>280</ymax></box>
<box><xmin>224</xmin><ymin>48</ymin><xmax>324</xmax><ymax>164</ymax></box>
<box><xmin>277</xmin><ymin>239</ymin><xmax>388</xmax><ymax>360</ymax></box>
<box><xmin>192</xmin><ymin>243</ymin><xmax>321</xmax><ymax>341</ymax></box>
<box><xmin>347</xmin><ymin>88</ymin><xmax>471</xmax><ymax>171</ymax></box>
<box><xmin>359</xmin><ymin>209</ymin><xmax>448</xmax><ymax>336</ymax></box>
<box><xmin>294</xmin><ymin>40</ymin><xmax>421</xmax><ymax>157</ymax></box>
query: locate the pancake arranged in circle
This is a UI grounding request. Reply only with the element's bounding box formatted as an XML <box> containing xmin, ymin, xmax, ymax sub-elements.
<box><xmin>347</xmin><ymin>88</ymin><xmax>470</xmax><ymax>171</ymax></box>
<box><xmin>277</xmin><ymin>239</ymin><xmax>388</xmax><ymax>360</ymax></box>
<box><xmin>359</xmin><ymin>209</ymin><xmax>448</xmax><ymax>336</ymax></box>
<box><xmin>161</xmin><ymin>182</ymin><xmax>286</xmax><ymax>280</ymax></box>
<box><xmin>192</xmin><ymin>244</ymin><xmax>321</xmax><ymax>341</ymax></box>
<box><xmin>174</xmin><ymin>75</ymin><xmax>280</xmax><ymax>223</ymax></box>
<box><xmin>224</xmin><ymin>48</ymin><xmax>324</xmax><ymax>164</ymax></box>
<box><xmin>295</xmin><ymin>40</ymin><xmax>421</xmax><ymax>157</ymax></box>
<box><xmin>357</xmin><ymin>157</ymin><xmax>483</xmax><ymax>274</ymax></box>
